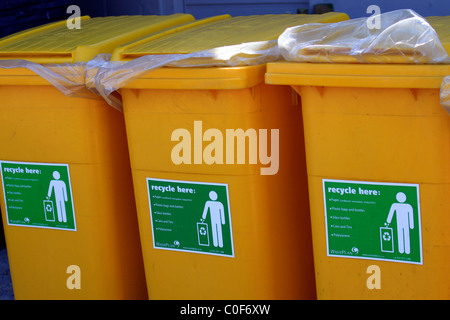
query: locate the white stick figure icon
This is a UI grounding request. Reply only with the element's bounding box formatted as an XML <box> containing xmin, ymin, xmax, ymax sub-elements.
<box><xmin>47</xmin><ymin>171</ymin><xmax>68</xmax><ymax>223</ymax></box>
<box><xmin>201</xmin><ymin>191</ymin><xmax>225</xmax><ymax>248</ymax></box>
<box><xmin>386</xmin><ymin>192</ymin><xmax>414</xmax><ymax>254</ymax></box>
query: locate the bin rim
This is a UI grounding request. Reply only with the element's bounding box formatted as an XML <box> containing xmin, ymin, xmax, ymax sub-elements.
<box><xmin>119</xmin><ymin>64</ymin><xmax>266</xmax><ymax>90</ymax></box>
<box><xmin>266</xmin><ymin>62</ymin><xmax>450</xmax><ymax>89</ymax></box>
<box><xmin>0</xmin><ymin>65</ymin><xmax>86</xmax><ymax>86</ymax></box>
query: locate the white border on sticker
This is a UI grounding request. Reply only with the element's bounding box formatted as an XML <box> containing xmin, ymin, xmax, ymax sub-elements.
<box><xmin>146</xmin><ymin>177</ymin><xmax>234</xmax><ymax>258</ymax></box>
<box><xmin>322</xmin><ymin>178</ymin><xmax>422</xmax><ymax>265</ymax></box>
<box><xmin>0</xmin><ymin>160</ymin><xmax>77</xmax><ymax>232</ymax></box>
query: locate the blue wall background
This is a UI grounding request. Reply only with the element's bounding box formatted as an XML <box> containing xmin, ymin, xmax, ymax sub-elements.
<box><xmin>309</xmin><ymin>0</ymin><xmax>450</xmax><ymax>18</ymax></box>
<box><xmin>76</xmin><ymin>0</ymin><xmax>450</xmax><ymax>18</ymax></box>
<box><xmin>1</xmin><ymin>1</ymin><xmax>450</xmax><ymax>40</ymax></box>
<box><xmin>73</xmin><ymin>0</ymin><xmax>450</xmax><ymax>19</ymax></box>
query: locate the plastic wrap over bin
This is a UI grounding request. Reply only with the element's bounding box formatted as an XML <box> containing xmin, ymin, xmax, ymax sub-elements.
<box><xmin>278</xmin><ymin>9</ymin><xmax>450</xmax><ymax>64</ymax></box>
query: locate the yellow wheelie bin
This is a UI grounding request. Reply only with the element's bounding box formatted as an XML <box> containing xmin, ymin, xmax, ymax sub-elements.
<box><xmin>0</xmin><ymin>14</ymin><xmax>194</xmax><ymax>299</ymax></box>
<box><xmin>109</xmin><ymin>12</ymin><xmax>349</xmax><ymax>300</ymax></box>
<box><xmin>266</xmin><ymin>14</ymin><xmax>450</xmax><ymax>299</ymax></box>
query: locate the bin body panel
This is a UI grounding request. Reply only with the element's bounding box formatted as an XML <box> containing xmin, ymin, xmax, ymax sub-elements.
<box><xmin>121</xmin><ymin>80</ymin><xmax>316</xmax><ymax>299</ymax></box>
<box><xmin>0</xmin><ymin>84</ymin><xmax>147</xmax><ymax>299</ymax></box>
<box><xmin>299</xmin><ymin>85</ymin><xmax>449</xmax><ymax>184</ymax></box>
<box><xmin>290</xmin><ymin>82</ymin><xmax>449</xmax><ymax>300</ymax></box>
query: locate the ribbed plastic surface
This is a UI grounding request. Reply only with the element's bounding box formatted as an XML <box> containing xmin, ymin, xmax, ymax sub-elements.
<box><xmin>0</xmin><ymin>14</ymin><xmax>195</xmax><ymax>63</ymax></box>
<box><xmin>427</xmin><ymin>16</ymin><xmax>450</xmax><ymax>54</ymax></box>
<box><xmin>113</xmin><ymin>12</ymin><xmax>349</xmax><ymax>60</ymax></box>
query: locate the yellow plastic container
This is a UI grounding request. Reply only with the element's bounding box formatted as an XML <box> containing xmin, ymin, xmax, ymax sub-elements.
<box><xmin>266</xmin><ymin>17</ymin><xmax>450</xmax><ymax>300</ymax></box>
<box><xmin>113</xmin><ymin>12</ymin><xmax>349</xmax><ymax>300</ymax></box>
<box><xmin>0</xmin><ymin>14</ymin><xmax>195</xmax><ymax>300</ymax></box>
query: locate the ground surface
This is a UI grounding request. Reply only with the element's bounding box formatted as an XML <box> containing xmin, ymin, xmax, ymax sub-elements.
<box><xmin>0</xmin><ymin>245</ymin><xmax>14</xmax><ymax>300</ymax></box>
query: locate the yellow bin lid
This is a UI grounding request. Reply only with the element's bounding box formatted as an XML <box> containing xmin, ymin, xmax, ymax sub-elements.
<box><xmin>426</xmin><ymin>16</ymin><xmax>450</xmax><ymax>55</ymax></box>
<box><xmin>0</xmin><ymin>14</ymin><xmax>195</xmax><ymax>63</ymax></box>
<box><xmin>112</xmin><ymin>12</ymin><xmax>349</xmax><ymax>61</ymax></box>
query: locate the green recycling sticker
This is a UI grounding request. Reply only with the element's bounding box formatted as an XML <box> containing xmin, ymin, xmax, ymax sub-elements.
<box><xmin>0</xmin><ymin>160</ymin><xmax>76</xmax><ymax>231</ymax></box>
<box><xmin>147</xmin><ymin>178</ymin><xmax>234</xmax><ymax>257</ymax></box>
<box><xmin>323</xmin><ymin>179</ymin><xmax>422</xmax><ymax>264</ymax></box>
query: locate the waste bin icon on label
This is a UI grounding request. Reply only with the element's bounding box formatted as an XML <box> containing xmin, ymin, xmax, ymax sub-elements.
<box><xmin>43</xmin><ymin>199</ymin><xmax>55</xmax><ymax>222</ymax></box>
<box><xmin>380</xmin><ymin>226</ymin><xmax>394</xmax><ymax>253</ymax></box>
<box><xmin>197</xmin><ymin>222</ymin><xmax>210</xmax><ymax>246</ymax></box>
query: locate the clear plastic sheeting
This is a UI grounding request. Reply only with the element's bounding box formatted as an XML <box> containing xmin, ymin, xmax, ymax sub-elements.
<box><xmin>87</xmin><ymin>40</ymin><xmax>280</xmax><ymax>110</ymax></box>
<box><xmin>278</xmin><ymin>9</ymin><xmax>450</xmax><ymax>64</ymax></box>
<box><xmin>0</xmin><ymin>59</ymin><xmax>100</xmax><ymax>100</ymax></box>
<box><xmin>0</xmin><ymin>40</ymin><xmax>279</xmax><ymax>112</ymax></box>
<box><xmin>440</xmin><ymin>76</ymin><xmax>450</xmax><ymax>115</ymax></box>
